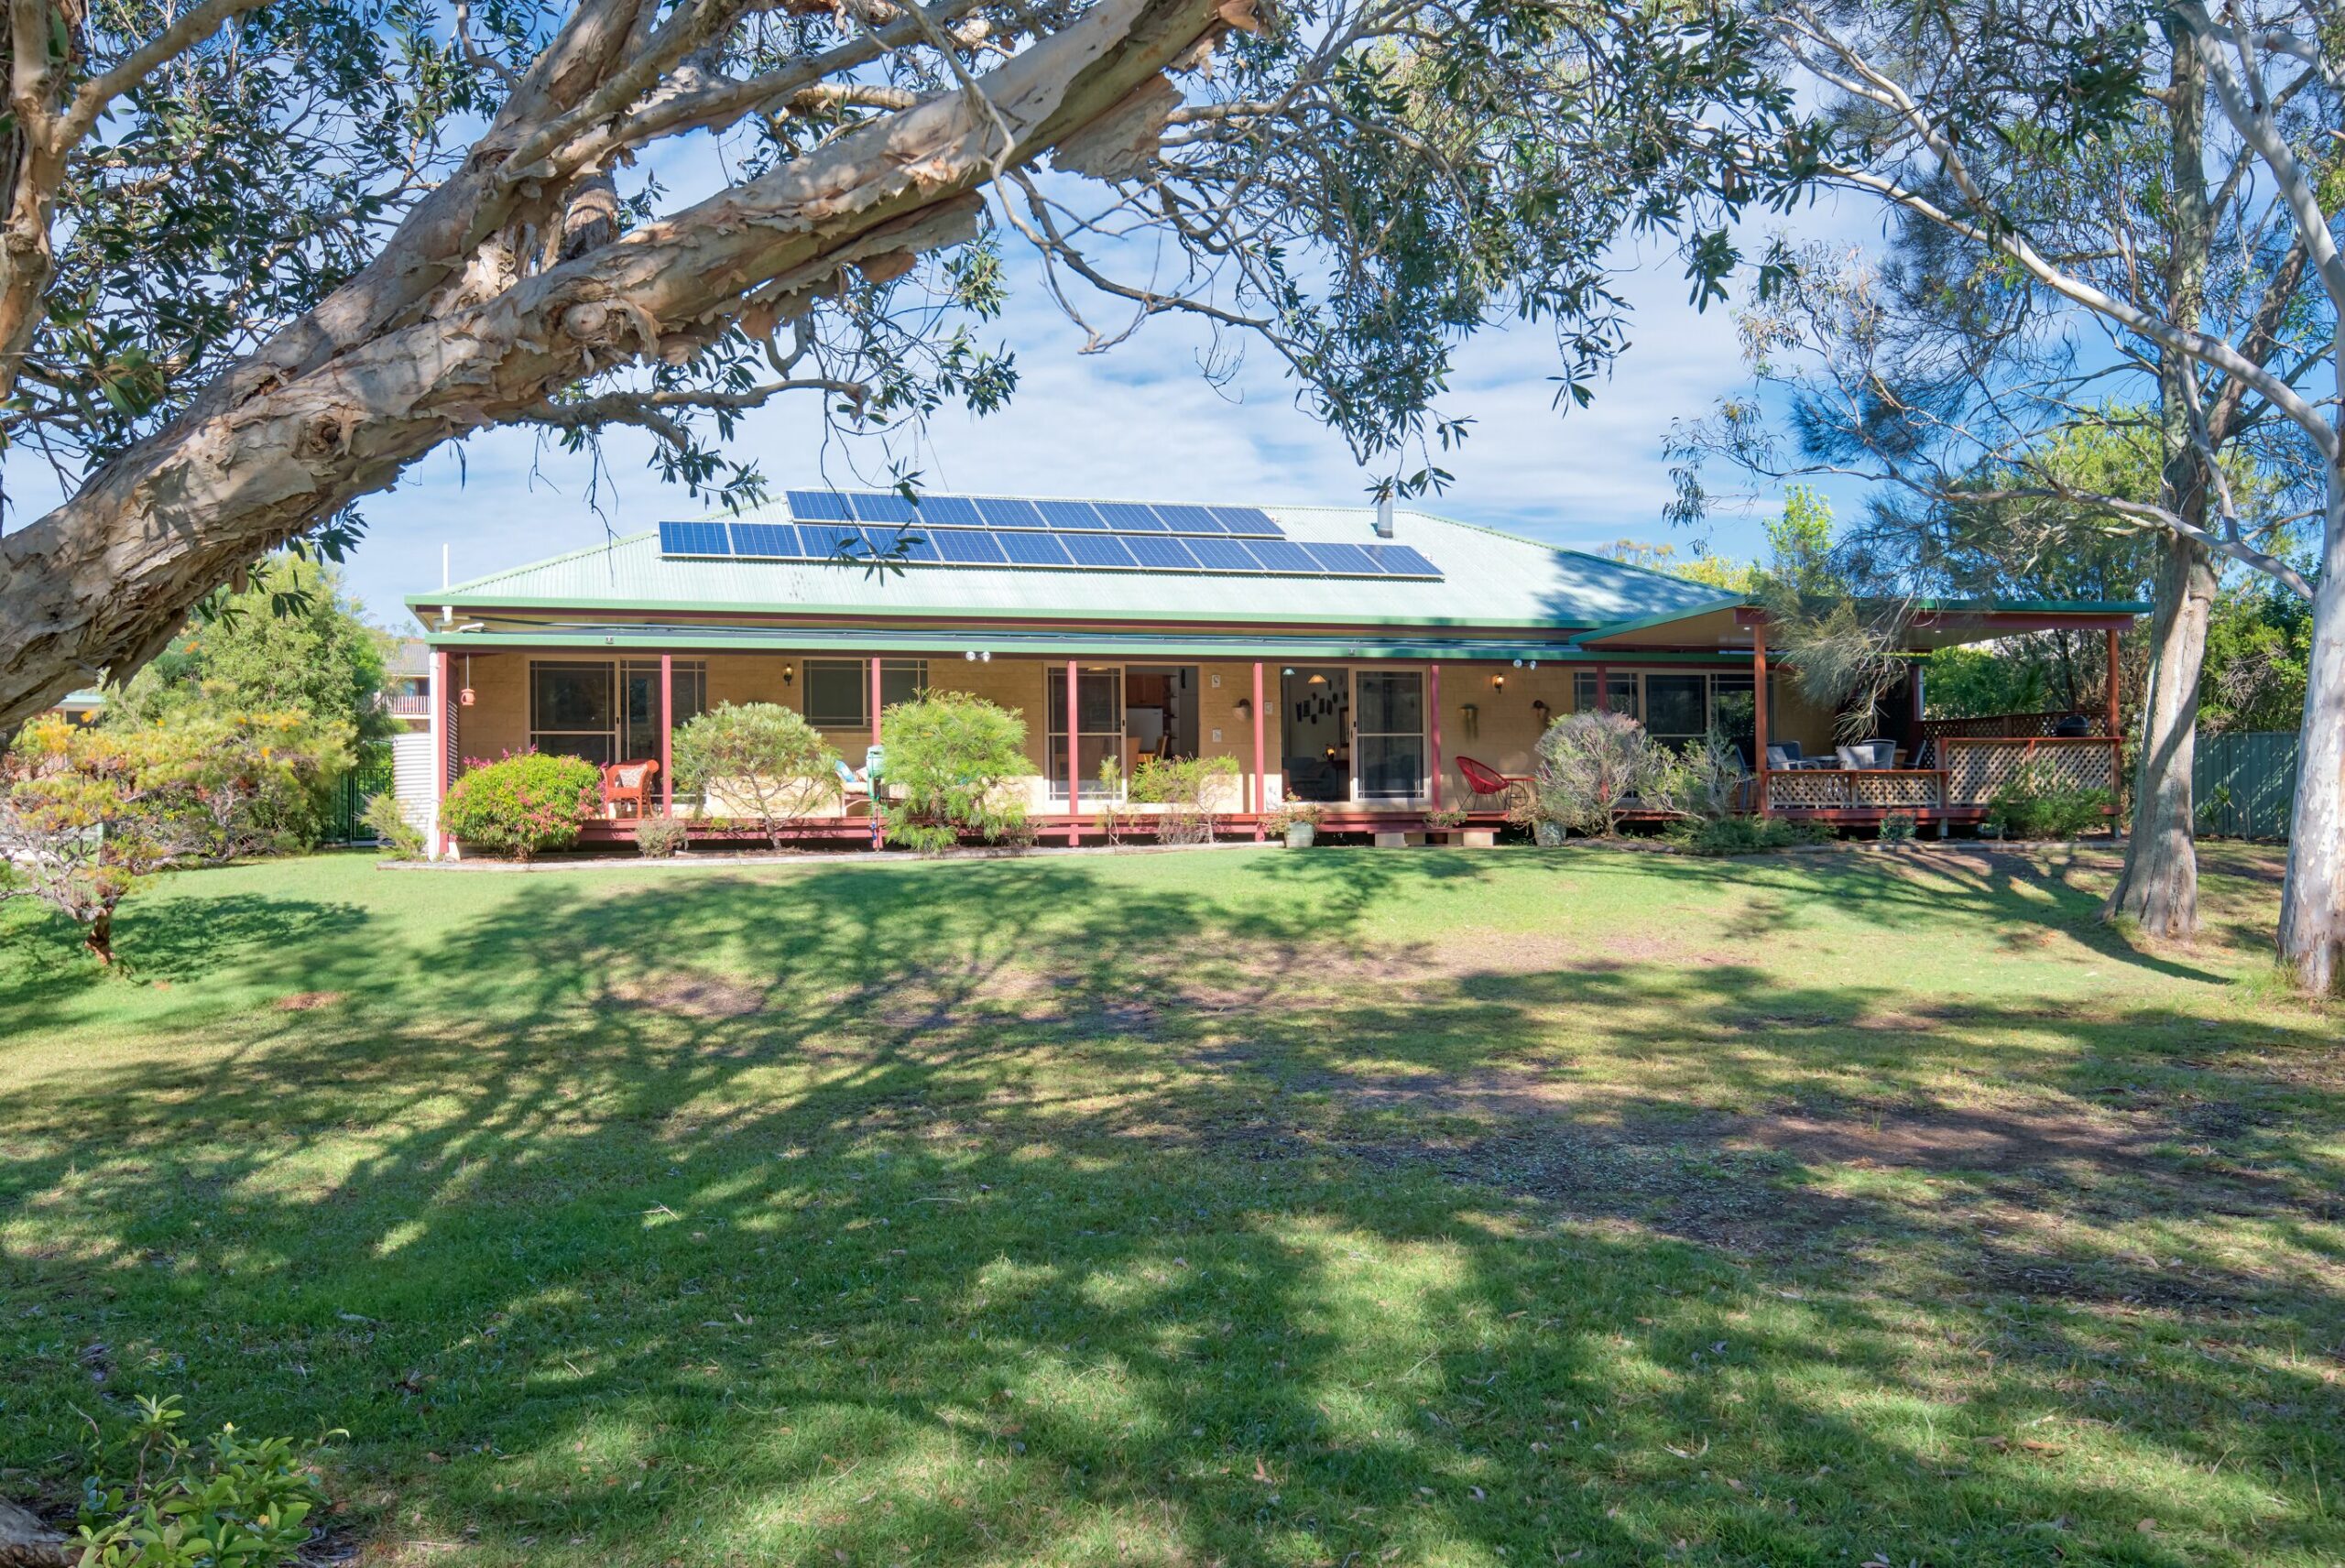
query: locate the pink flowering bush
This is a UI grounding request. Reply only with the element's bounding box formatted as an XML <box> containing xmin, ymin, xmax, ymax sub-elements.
<box><xmin>440</xmin><ymin>751</ymin><xmax>601</xmax><ymax>860</ymax></box>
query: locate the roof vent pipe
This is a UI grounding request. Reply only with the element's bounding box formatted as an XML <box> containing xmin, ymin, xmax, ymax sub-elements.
<box><xmin>1374</xmin><ymin>495</ymin><xmax>1395</xmax><ymax>539</ymax></box>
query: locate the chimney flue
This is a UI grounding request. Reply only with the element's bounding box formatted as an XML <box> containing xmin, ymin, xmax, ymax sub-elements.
<box><xmin>1374</xmin><ymin>495</ymin><xmax>1395</xmax><ymax>538</ymax></box>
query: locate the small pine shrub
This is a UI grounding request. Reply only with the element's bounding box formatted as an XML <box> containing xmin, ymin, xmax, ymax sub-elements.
<box><xmin>879</xmin><ymin>693</ymin><xmax>1032</xmax><ymax>854</ymax></box>
<box><xmin>1878</xmin><ymin>811</ymin><xmax>1918</xmax><ymax>844</ymax></box>
<box><xmin>1985</xmin><ymin>763</ymin><xmax>2112</xmax><ymax>841</ymax></box>
<box><xmin>1678</xmin><ymin>815</ymin><xmax>1836</xmax><ymax>856</ymax></box>
<box><xmin>360</xmin><ymin>791</ymin><xmax>424</xmax><ymax>859</ymax></box>
<box><xmin>635</xmin><ymin>815</ymin><xmax>690</xmax><ymax>857</ymax></box>
<box><xmin>440</xmin><ymin>751</ymin><xmax>601</xmax><ymax>860</ymax></box>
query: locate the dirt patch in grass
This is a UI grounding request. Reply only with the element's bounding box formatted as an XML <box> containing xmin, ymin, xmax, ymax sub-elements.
<box><xmin>273</xmin><ymin>990</ymin><xmax>345</xmax><ymax>1011</ymax></box>
<box><xmin>606</xmin><ymin>973</ymin><xmax>768</xmax><ymax>1018</ymax></box>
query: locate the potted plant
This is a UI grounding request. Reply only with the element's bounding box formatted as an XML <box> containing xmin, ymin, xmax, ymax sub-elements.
<box><xmin>1423</xmin><ymin>804</ymin><xmax>1468</xmax><ymax>844</ymax></box>
<box><xmin>1265</xmin><ymin>793</ymin><xmax>1325</xmax><ymax>848</ymax></box>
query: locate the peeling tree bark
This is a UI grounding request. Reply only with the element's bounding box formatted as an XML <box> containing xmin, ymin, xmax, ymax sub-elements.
<box><xmin>0</xmin><ymin>0</ymin><xmax>1229</xmax><ymax>731</ymax></box>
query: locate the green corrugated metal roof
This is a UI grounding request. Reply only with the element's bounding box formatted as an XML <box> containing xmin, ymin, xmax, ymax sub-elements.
<box><xmin>406</xmin><ymin>501</ymin><xmax>1730</xmax><ymax>630</ymax></box>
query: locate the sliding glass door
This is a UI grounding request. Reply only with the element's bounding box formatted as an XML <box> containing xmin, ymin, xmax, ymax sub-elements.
<box><xmin>1047</xmin><ymin>667</ymin><xmax>1125</xmax><ymax>799</ymax></box>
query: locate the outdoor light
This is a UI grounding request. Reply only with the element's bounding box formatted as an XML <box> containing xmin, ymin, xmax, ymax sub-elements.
<box><xmin>1532</xmin><ymin>698</ymin><xmax>1551</xmax><ymax>725</ymax></box>
<box><xmin>1512</xmin><ymin>658</ymin><xmax>1524</xmax><ymax>668</ymax></box>
<box><xmin>1491</xmin><ymin>673</ymin><xmax>1506</xmax><ymax>691</ymax></box>
<box><xmin>1528</xmin><ymin>659</ymin><xmax>1539</xmax><ymax>669</ymax></box>
<box><xmin>1234</xmin><ymin>697</ymin><xmax>1253</xmax><ymax>721</ymax></box>
<box><xmin>1307</xmin><ymin>672</ymin><xmax>1327</xmax><ymax>686</ymax></box>
<box><xmin>980</xmin><ymin>651</ymin><xmax>991</xmax><ymax>662</ymax></box>
<box><xmin>782</xmin><ymin>662</ymin><xmax>795</xmax><ymax>685</ymax></box>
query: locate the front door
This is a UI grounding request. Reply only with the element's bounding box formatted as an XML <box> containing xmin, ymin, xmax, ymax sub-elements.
<box><xmin>1355</xmin><ymin>670</ymin><xmax>1425</xmax><ymax>800</ymax></box>
<box><xmin>1048</xmin><ymin>667</ymin><xmax>1125</xmax><ymax>799</ymax></box>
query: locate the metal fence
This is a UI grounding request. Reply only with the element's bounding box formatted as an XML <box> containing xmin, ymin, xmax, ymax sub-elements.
<box><xmin>2193</xmin><ymin>729</ymin><xmax>2299</xmax><ymax>840</ymax></box>
<box><xmin>326</xmin><ymin>750</ymin><xmax>397</xmax><ymax>843</ymax></box>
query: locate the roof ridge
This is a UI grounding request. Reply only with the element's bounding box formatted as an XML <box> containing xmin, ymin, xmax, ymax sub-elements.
<box><xmin>438</xmin><ymin>529</ymin><xmax>656</xmax><ymax>597</ymax></box>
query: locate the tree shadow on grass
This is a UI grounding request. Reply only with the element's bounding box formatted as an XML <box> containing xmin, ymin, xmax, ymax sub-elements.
<box><xmin>1</xmin><ymin>847</ymin><xmax>2340</xmax><ymax>1566</ymax></box>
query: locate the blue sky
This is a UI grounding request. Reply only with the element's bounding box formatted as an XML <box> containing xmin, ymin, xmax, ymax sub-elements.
<box><xmin>348</xmin><ymin>225</ymin><xmax>1851</xmax><ymax>626</ymax></box>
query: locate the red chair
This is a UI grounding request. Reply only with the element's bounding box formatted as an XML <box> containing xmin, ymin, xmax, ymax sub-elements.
<box><xmin>1457</xmin><ymin>755</ymin><xmax>1532</xmax><ymax>812</ymax></box>
<box><xmin>602</xmin><ymin>758</ymin><xmax>660</xmax><ymax>818</ymax></box>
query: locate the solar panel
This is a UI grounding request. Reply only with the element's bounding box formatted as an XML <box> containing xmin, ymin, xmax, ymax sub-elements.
<box><xmin>1124</xmin><ymin>534</ymin><xmax>1201</xmax><ymax>571</ymax></box>
<box><xmin>1151</xmin><ymin>504</ymin><xmax>1222</xmax><ymax>534</ymax></box>
<box><xmin>998</xmin><ymin>530</ymin><xmax>1073</xmax><ymax>566</ymax></box>
<box><xmin>1036</xmin><ymin>499</ymin><xmax>1108</xmax><ymax>531</ymax></box>
<box><xmin>1208</xmin><ymin>506</ymin><xmax>1282</xmax><ymax>537</ymax></box>
<box><xmin>1061</xmin><ymin>533</ymin><xmax>1138</xmax><ymax>568</ymax></box>
<box><xmin>1244</xmin><ymin>539</ymin><xmax>1319</xmax><ymax>573</ymax></box>
<box><xmin>870</xmin><ymin>527</ymin><xmax>938</xmax><ymax>564</ymax></box>
<box><xmin>1304</xmin><ymin>542</ymin><xmax>1380</xmax><ymax>575</ymax></box>
<box><xmin>932</xmin><ymin>529</ymin><xmax>1009</xmax><ymax>564</ymax></box>
<box><xmin>975</xmin><ymin>496</ymin><xmax>1046</xmax><ymax>530</ymax></box>
<box><xmin>1092</xmin><ymin>502</ymin><xmax>1167</xmax><ymax>532</ymax></box>
<box><xmin>659</xmin><ymin>519</ymin><xmax>733</xmax><ymax>556</ymax></box>
<box><xmin>796</xmin><ymin>522</ymin><xmax>860</xmax><ymax>560</ymax></box>
<box><xmin>786</xmin><ymin>489</ymin><xmax>853</xmax><ymax>521</ymax></box>
<box><xmin>1367</xmin><ymin>543</ymin><xmax>1442</xmax><ymax>578</ymax></box>
<box><xmin>850</xmin><ymin>491</ymin><xmax>917</xmax><ymax>525</ymax></box>
<box><xmin>917</xmin><ymin>495</ymin><xmax>986</xmax><ymax>528</ymax></box>
<box><xmin>1184</xmin><ymin>536</ymin><xmax>1263</xmax><ymax>572</ymax></box>
<box><xmin>728</xmin><ymin>521</ymin><xmax>801</xmax><ymax>558</ymax></box>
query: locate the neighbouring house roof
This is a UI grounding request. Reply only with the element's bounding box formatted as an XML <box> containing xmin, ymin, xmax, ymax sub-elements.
<box><xmin>408</xmin><ymin>500</ymin><xmax>1739</xmax><ymax>632</ymax></box>
<box><xmin>385</xmin><ymin>637</ymin><xmax>432</xmax><ymax>678</ymax></box>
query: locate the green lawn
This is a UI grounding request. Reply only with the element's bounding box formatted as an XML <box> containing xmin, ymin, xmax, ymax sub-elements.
<box><xmin>3</xmin><ymin>842</ymin><xmax>2340</xmax><ymax>1567</ymax></box>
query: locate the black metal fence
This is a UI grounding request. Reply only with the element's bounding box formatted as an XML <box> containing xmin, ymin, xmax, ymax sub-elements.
<box><xmin>326</xmin><ymin>749</ymin><xmax>397</xmax><ymax>843</ymax></box>
<box><xmin>2193</xmin><ymin>729</ymin><xmax>2299</xmax><ymax>840</ymax></box>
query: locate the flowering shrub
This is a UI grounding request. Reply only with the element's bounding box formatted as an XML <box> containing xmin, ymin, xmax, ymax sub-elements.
<box><xmin>0</xmin><ymin>710</ymin><xmax>349</xmax><ymax>963</ymax></box>
<box><xmin>440</xmin><ymin>751</ymin><xmax>600</xmax><ymax>860</ymax></box>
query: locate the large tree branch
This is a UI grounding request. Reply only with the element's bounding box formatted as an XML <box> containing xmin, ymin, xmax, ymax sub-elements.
<box><xmin>56</xmin><ymin>0</ymin><xmax>273</xmax><ymax>148</ymax></box>
<box><xmin>0</xmin><ymin>0</ymin><xmax>1238</xmax><ymax>729</ymax></box>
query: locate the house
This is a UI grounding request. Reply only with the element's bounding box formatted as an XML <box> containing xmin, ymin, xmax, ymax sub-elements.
<box><xmin>402</xmin><ymin>491</ymin><xmax>2144</xmax><ymax>855</ymax></box>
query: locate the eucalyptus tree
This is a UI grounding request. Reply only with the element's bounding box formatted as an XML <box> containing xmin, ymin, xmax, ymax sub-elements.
<box><xmin>1674</xmin><ymin>1</ymin><xmax>2345</xmax><ymax>986</ymax></box>
<box><xmin>0</xmin><ymin>0</ymin><xmax>1792</xmax><ymax>733</ymax></box>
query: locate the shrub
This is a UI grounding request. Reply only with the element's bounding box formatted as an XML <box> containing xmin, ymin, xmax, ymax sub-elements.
<box><xmin>73</xmin><ymin>1395</ymin><xmax>338</xmax><ymax>1568</ymax></box>
<box><xmin>1985</xmin><ymin>763</ymin><xmax>2112</xmax><ymax>841</ymax></box>
<box><xmin>361</xmin><ymin>791</ymin><xmax>423</xmax><ymax>859</ymax></box>
<box><xmin>878</xmin><ymin>693</ymin><xmax>1032</xmax><ymax>855</ymax></box>
<box><xmin>635</xmin><ymin>815</ymin><xmax>690</xmax><ymax>857</ymax></box>
<box><xmin>1532</xmin><ymin>710</ymin><xmax>1682</xmax><ymax>836</ymax></box>
<box><xmin>1129</xmin><ymin>754</ymin><xmax>1240</xmax><ymax>844</ymax></box>
<box><xmin>1879</xmin><ymin>811</ymin><xmax>1918</xmax><ymax>844</ymax></box>
<box><xmin>1679</xmin><ymin>726</ymin><xmax>1751</xmax><ymax>822</ymax></box>
<box><xmin>440</xmin><ymin>751</ymin><xmax>601</xmax><ymax>860</ymax></box>
<box><xmin>1674</xmin><ymin>815</ymin><xmax>1836</xmax><ymax>856</ymax></box>
<box><xmin>0</xmin><ymin>712</ymin><xmax>350</xmax><ymax>964</ymax></box>
<box><xmin>1263</xmin><ymin>794</ymin><xmax>1325</xmax><ymax>835</ymax></box>
<box><xmin>671</xmin><ymin>702</ymin><xmax>839</xmax><ymax>850</ymax></box>
<box><xmin>1423</xmin><ymin>804</ymin><xmax>1468</xmax><ymax>831</ymax></box>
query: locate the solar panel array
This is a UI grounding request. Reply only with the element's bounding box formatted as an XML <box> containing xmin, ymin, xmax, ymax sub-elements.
<box><xmin>655</xmin><ymin>492</ymin><xmax>1444</xmax><ymax>581</ymax></box>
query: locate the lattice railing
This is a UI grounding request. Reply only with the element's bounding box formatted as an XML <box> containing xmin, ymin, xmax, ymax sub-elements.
<box><xmin>1763</xmin><ymin>769</ymin><xmax>1945</xmax><ymax>811</ymax></box>
<box><xmin>1940</xmin><ymin>737</ymin><xmax>2120</xmax><ymax>804</ymax></box>
<box><xmin>1921</xmin><ymin>710</ymin><xmax>2108</xmax><ymax>741</ymax></box>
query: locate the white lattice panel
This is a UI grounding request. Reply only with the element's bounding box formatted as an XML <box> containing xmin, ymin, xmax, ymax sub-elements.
<box><xmin>1852</xmin><ymin>772</ymin><xmax>1942</xmax><ymax>808</ymax></box>
<box><xmin>1766</xmin><ymin>771</ymin><xmax>1851</xmax><ymax>809</ymax></box>
<box><xmin>1942</xmin><ymin>740</ymin><xmax>2117</xmax><ymax>804</ymax></box>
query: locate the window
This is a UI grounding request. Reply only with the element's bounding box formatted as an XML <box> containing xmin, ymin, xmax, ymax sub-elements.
<box><xmin>1643</xmin><ymin>674</ymin><xmax>1708</xmax><ymax>742</ymax></box>
<box><xmin>530</xmin><ymin>661</ymin><xmax>615</xmax><ymax>764</ymax></box>
<box><xmin>529</xmin><ymin>659</ymin><xmax>707</xmax><ymax>766</ymax></box>
<box><xmin>1572</xmin><ymin>671</ymin><xmax>1754</xmax><ymax>749</ymax></box>
<box><xmin>1574</xmin><ymin>671</ymin><xmax>1641</xmax><ymax>717</ymax></box>
<box><xmin>1355</xmin><ymin>670</ymin><xmax>1425</xmax><ymax>800</ymax></box>
<box><xmin>1047</xmin><ymin>667</ymin><xmax>1126</xmax><ymax>799</ymax></box>
<box><xmin>803</xmin><ymin>659</ymin><xmax>926</xmax><ymax>728</ymax></box>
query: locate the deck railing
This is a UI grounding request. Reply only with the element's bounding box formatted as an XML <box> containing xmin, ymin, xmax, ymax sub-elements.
<box><xmin>1758</xmin><ymin>735</ymin><xmax>2122</xmax><ymax>813</ymax></box>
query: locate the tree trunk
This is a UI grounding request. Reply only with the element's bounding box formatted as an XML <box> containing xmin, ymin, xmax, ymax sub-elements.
<box><xmin>2104</xmin><ymin>530</ymin><xmax>2215</xmax><ymax>936</ymax></box>
<box><xmin>2106</xmin><ymin>26</ymin><xmax>2211</xmax><ymax>940</ymax></box>
<box><xmin>85</xmin><ymin>908</ymin><xmax>114</xmax><ymax>964</ymax></box>
<box><xmin>2277</xmin><ymin>487</ymin><xmax>2345</xmax><ymax>993</ymax></box>
<box><xmin>0</xmin><ymin>0</ymin><xmax>1229</xmax><ymax>733</ymax></box>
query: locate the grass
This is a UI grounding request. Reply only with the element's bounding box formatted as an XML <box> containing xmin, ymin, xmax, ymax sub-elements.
<box><xmin>2</xmin><ymin>840</ymin><xmax>2340</xmax><ymax>1567</ymax></box>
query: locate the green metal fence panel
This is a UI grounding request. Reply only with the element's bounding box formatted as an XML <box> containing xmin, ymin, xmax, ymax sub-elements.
<box><xmin>329</xmin><ymin>752</ymin><xmax>397</xmax><ymax>843</ymax></box>
<box><xmin>2193</xmin><ymin>729</ymin><xmax>2299</xmax><ymax>840</ymax></box>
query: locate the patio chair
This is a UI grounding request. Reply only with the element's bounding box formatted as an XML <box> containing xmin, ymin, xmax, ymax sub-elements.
<box><xmin>1835</xmin><ymin>743</ymin><xmax>1895</xmax><ymax>771</ymax></box>
<box><xmin>834</xmin><ymin>757</ymin><xmax>878</xmax><ymax>817</ymax></box>
<box><xmin>602</xmin><ymin>758</ymin><xmax>660</xmax><ymax>818</ymax></box>
<box><xmin>1457</xmin><ymin>754</ymin><xmax>1532</xmax><ymax>811</ymax></box>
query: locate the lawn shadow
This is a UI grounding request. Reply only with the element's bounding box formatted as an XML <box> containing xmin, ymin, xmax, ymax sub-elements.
<box><xmin>2</xmin><ymin>845</ymin><xmax>2340</xmax><ymax>1565</ymax></box>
